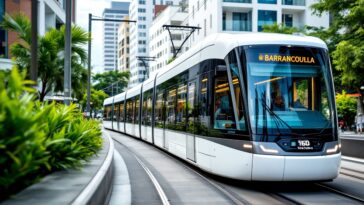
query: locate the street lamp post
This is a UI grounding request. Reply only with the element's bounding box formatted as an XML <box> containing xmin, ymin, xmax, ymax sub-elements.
<box><xmin>86</xmin><ymin>14</ymin><xmax>136</xmax><ymax>116</ymax></box>
<box><xmin>30</xmin><ymin>0</ymin><xmax>38</xmax><ymax>82</ymax></box>
<box><xmin>64</xmin><ymin>0</ymin><xmax>72</xmax><ymax>105</ymax></box>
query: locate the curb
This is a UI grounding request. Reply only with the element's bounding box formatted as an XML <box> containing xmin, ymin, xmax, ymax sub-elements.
<box><xmin>72</xmin><ymin>131</ymin><xmax>115</xmax><ymax>205</ymax></box>
<box><xmin>3</xmin><ymin>131</ymin><xmax>115</xmax><ymax>205</ymax></box>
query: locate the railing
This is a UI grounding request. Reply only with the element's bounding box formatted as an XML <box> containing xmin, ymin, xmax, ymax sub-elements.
<box><xmin>223</xmin><ymin>19</ymin><xmax>252</xmax><ymax>32</ymax></box>
<box><xmin>223</xmin><ymin>0</ymin><xmax>252</xmax><ymax>3</ymax></box>
<box><xmin>282</xmin><ymin>0</ymin><xmax>305</xmax><ymax>6</ymax></box>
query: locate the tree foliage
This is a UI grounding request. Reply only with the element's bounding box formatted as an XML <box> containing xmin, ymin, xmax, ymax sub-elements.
<box><xmin>336</xmin><ymin>91</ymin><xmax>357</xmax><ymax>126</ymax></box>
<box><xmin>262</xmin><ymin>23</ymin><xmax>303</xmax><ymax>34</ymax></box>
<box><xmin>0</xmin><ymin>13</ymin><xmax>89</xmax><ymax>101</ymax></box>
<box><xmin>0</xmin><ymin>69</ymin><xmax>102</xmax><ymax>200</ymax></box>
<box><xmin>92</xmin><ymin>70</ymin><xmax>130</xmax><ymax>95</ymax></box>
<box><xmin>80</xmin><ymin>89</ymin><xmax>108</xmax><ymax>112</ymax></box>
<box><xmin>311</xmin><ymin>0</ymin><xmax>364</xmax><ymax>111</ymax></box>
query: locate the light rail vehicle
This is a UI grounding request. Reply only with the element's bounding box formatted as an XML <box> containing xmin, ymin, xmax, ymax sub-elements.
<box><xmin>103</xmin><ymin>33</ymin><xmax>341</xmax><ymax>181</ymax></box>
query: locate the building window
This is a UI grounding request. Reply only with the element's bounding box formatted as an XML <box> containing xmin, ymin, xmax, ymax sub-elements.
<box><xmin>222</xmin><ymin>13</ymin><xmax>226</xmax><ymax>30</ymax></box>
<box><xmin>282</xmin><ymin>0</ymin><xmax>305</xmax><ymax>6</ymax></box>
<box><xmin>258</xmin><ymin>0</ymin><xmax>277</xmax><ymax>4</ymax></box>
<box><xmin>258</xmin><ymin>10</ymin><xmax>277</xmax><ymax>31</ymax></box>
<box><xmin>232</xmin><ymin>12</ymin><xmax>252</xmax><ymax>31</ymax></box>
<box><xmin>138</xmin><ymin>16</ymin><xmax>146</xmax><ymax>21</ymax></box>
<box><xmin>204</xmin><ymin>19</ymin><xmax>207</xmax><ymax>37</ymax></box>
<box><xmin>138</xmin><ymin>8</ymin><xmax>146</xmax><ymax>13</ymax></box>
<box><xmin>0</xmin><ymin>0</ymin><xmax>6</xmax><ymax>58</ymax></box>
<box><xmin>282</xmin><ymin>14</ymin><xmax>293</xmax><ymax>27</ymax></box>
<box><xmin>139</xmin><ymin>0</ymin><xmax>145</xmax><ymax>4</ymax></box>
<box><xmin>210</xmin><ymin>14</ymin><xmax>212</xmax><ymax>28</ymax></box>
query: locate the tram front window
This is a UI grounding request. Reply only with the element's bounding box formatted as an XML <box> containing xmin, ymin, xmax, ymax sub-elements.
<box><xmin>244</xmin><ymin>46</ymin><xmax>335</xmax><ymax>139</ymax></box>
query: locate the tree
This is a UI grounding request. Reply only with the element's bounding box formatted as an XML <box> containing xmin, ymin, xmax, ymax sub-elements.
<box><xmin>311</xmin><ymin>0</ymin><xmax>364</xmax><ymax>112</ymax></box>
<box><xmin>80</xmin><ymin>89</ymin><xmax>108</xmax><ymax>116</ymax></box>
<box><xmin>262</xmin><ymin>23</ymin><xmax>303</xmax><ymax>34</ymax></box>
<box><xmin>336</xmin><ymin>91</ymin><xmax>357</xmax><ymax>127</ymax></box>
<box><xmin>0</xmin><ymin>13</ymin><xmax>89</xmax><ymax>101</ymax></box>
<box><xmin>93</xmin><ymin>70</ymin><xmax>130</xmax><ymax>95</ymax></box>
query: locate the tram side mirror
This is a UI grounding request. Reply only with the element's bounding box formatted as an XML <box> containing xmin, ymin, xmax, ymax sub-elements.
<box><xmin>215</xmin><ymin>65</ymin><xmax>227</xmax><ymax>72</ymax></box>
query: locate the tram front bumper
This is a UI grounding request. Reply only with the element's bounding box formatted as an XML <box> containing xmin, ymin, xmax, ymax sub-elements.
<box><xmin>251</xmin><ymin>153</ymin><xmax>341</xmax><ymax>181</ymax></box>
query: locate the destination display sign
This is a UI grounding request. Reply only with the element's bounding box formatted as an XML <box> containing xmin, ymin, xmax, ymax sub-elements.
<box><xmin>258</xmin><ymin>54</ymin><xmax>316</xmax><ymax>64</ymax></box>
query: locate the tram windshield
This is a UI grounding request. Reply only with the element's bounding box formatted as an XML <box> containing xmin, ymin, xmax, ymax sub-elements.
<box><xmin>244</xmin><ymin>45</ymin><xmax>335</xmax><ymax>136</ymax></box>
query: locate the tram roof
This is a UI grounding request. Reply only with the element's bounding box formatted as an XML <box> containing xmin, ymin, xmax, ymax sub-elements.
<box><xmin>105</xmin><ymin>32</ymin><xmax>327</xmax><ymax>105</ymax></box>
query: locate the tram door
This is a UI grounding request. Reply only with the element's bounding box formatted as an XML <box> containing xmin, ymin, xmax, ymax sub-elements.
<box><xmin>186</xmin><ymin>80</ymin><xmax>197</xmax><ymax>162</ymax></box>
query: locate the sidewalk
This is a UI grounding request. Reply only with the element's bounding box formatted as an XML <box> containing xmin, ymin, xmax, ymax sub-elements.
<box><xmin>339</xmin><ymin>131</ymin><xmax>364</xmax><ymax>138</ymax></box>
<box><xmin>3</xmin><ymin>131</ymin><xmax>114</xmax><ymax>205</ymax></box>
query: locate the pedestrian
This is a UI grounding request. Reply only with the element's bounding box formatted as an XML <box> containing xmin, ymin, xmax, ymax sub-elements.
<box><xmin>356</xmin><ymin>114</ymin><xmax>363</xmax><ymax>134</ymax></box>
<box><xmin>360</xmin><ymin>114</ymin><xmax>364</xmax><ymax>135</ymax></box>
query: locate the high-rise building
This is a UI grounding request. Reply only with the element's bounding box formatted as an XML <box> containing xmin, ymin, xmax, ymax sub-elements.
<box><xmin>117</xmin><ymin>16</ymin><xmax>130</xmax><ymax>72</ymax></box>
<box><xmin>128</xmin><ymin>0</ymin><xmax>185</xmax><ymax>88</ymax></box>
<box><xmin>103</xmin><ymin>1</ymin><xmax>129</xmax><ymax>72</ymax></box>
<box><xmin>0</xmin><ymin>0</ymin><xmax>76</xmax><ymax>70</ymax></box>
<box><xmin>149</xmin><ymin>6</ymin><xmax>188</xmax><ymax>75</ymax></box>
<box><xmin>188</xmin><ymin>0</ymin><xmax>329</xmax><ymax>45</ymax></box>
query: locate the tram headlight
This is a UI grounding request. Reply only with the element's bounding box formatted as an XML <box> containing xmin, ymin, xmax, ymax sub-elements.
<box><xmin>326</xmin><ymin>144</ymin><xmax>339</xmax><ymax>154</ymax></box>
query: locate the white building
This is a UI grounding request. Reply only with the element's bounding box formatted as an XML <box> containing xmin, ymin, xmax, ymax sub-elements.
<box><xmin>103</xmin><ymin>1</ymin><xmax>129</xmax><ymax>72</ymax></box>
<box><xmin>117</xmin><ymin>16</ymin><xmax>130</xmax><ymax>72</ymax></box>
<box><xmin>188</xmin><ymin>0</ymin><xmax>329</xmax><ymax>45</ymax></box>
<box><xmin>128</xmin><ymin>0</ymin><xmax>185</xmax><ymax>88</ymax></box>
<box><xmin>149</xmin><ymin>6</ymin><xmax>188</xmax><ymax>75</ymax></box>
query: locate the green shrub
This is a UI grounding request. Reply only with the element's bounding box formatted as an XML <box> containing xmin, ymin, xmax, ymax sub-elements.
<box><xmin>0</xmin><ymin>69</ymin><xmax>102</xmax><ymax>201</ymax></box>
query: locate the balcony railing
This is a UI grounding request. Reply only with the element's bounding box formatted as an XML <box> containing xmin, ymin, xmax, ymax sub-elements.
<box><xmin>223</xmin><ymin>19</ymin><xmax>252</xmax><ymax>32</ymax></box>
<box><xmin>223</xmin><ymin>0</ymin><xmax>252</xmax><ymax>3</ymax></box>
<box><xmin>282</xmin><ymin>0</ymin><xmax>305</xmax><ymax>6</ymax></box>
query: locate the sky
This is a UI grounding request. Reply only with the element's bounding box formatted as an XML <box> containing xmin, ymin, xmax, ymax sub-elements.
<box><xmin>76</xmin><ymin>0</ymin><xmax>130</xmax><ymax>73</ymax></box>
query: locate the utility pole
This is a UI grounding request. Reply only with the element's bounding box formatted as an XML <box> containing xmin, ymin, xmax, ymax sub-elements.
<box><xmin>87</xmin><ymin>15</ymin><xmax>136</xmax><ymax>116</ymax></box>
<box><xmin>87</xmin><ymin>13</ymin><xmax>92</xmax><ymax>116</ymax></box>
<box><xmin>30</xmin><ymin>0</ymin><xmax>38</xmax><ymax>82</ymax></box>
<box><xmin>64</xmin><ymin>0</ymin><xmax>72</xmax><ymax>105</ymax></box>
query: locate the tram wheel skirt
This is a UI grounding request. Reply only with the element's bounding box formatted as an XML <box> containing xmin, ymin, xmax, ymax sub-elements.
<box><xmin>252</xmin><ymin>153</ymin><xmax>341</xmax><ymax>181</ymax></box>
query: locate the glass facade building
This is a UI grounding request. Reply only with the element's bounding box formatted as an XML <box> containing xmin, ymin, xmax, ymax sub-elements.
<box><xmin>258</xmin><ymin>10</ymin><xmax>277</xmax><ymax>31</ymax></box>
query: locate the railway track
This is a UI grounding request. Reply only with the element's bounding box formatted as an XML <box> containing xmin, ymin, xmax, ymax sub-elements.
<box><xmin>109</xmin><ymin>130</ymin><xmax>364</xmax><ymax>205</ymax></box>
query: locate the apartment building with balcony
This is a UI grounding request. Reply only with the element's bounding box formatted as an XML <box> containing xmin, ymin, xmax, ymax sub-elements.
<box><xmin>128</xmin><ymin>0</ymin><xmax>185</xmax><ymax>88</ymax></box>
<box><xmin>149</xmin><ymin>6</ymin><xmax>188</xmax><ymax>75</ymax></box>
<box><xmin>188</xmin><ymin>0</ymin><xmax>329</xmax><ymax>45</ymax></box>
<box><xmin>0</xmin><ymin>0</ymin><xmax>75</xmax><ymax>70</ymax></box>
<box><xmin>117</xmin><ymin>16</ymin><xmax>130</xmax><ymax>72</ymax></box>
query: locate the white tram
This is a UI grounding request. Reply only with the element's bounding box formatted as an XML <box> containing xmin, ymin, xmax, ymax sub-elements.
<box><xmin>103</xmin><ymin>33</ymin><xmax>341</xmax><ymax>181</ymax></box>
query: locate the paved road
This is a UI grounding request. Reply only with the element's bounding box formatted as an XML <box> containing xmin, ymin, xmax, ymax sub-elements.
<box><xmin>107</xmin><ymin>130</ymin><xmax>364</xmax><ymax>205</ymax></box>
<box><xmin>109</xmin><ymin>130</ymin><xmax>236</xmax><ymax>205</ymax></box>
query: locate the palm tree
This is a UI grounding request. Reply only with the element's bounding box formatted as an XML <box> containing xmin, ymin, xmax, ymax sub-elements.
<box><xmin>0</xmin><ymin>13</ymin><xmax>89</xmax><ymax>101</ymax></box>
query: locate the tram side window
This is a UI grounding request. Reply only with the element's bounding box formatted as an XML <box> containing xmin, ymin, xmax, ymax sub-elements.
<box><xmin>146</xmin><ymin>91</ymin><xmax>153</xmax><ymax>126</ymax></box>
<box><xmin>196</xmin><ymin>73</ymin><xmax>210</xmax><ymax>136</ymax></box>
<box><xmin>105</xmin><ymin>105</ymin><xmax>112</xmax><ymax>121</ymax></box>
<box><xmin>134</xmin><ymin>95</ymin><xmax>140</xmax><ymax>125</ymax></box>
<box><xmin>114</xmin><ymin>103</ymin><xmax>119</xmax><ymax>121</ymax></box>
<box><xmin>142</xmin><ymin>90</ymin><xmax>153</xmax><ymax>126</ymax></box>
<box><xmin>186</xmin><ymin>81</ymin><xmax>197</xmax><ymax>134</ymax></box>
<box><xmin>165</xmin><ymin>86</ymin><xmax>177</xmax><ymax>130</ymax></box>
<box><xmin>119</xmin><ymin>102</ymin><xmax>124</xmax><ymax>122</ymax></box>
<box><xmin>213</xmin><ymin>75</ymin><xmax>236</xmax><ymax>130</ymax></box>
<box><xmin>155</xmin><ymin>88</ymin><xmax>166</xmax><ymax>129</ymax></box>
<box><xmin>126</xmin><ymin>99</ymin><xmax>134</xmax><ymax>123</ymax></box>
<box><xmin>142</xmin><ymin>92</ymin><xmax>148</xmax><ymax>126</ymax></box>
<box><xmin>176</xmin><ymin>83</ymin><xmax>187</xmax><ymax>131</ymax></box>
<box><xmin>228</xmin><ymin>51</ymin><xmax>247</xmax><ymax>131</ymax></box>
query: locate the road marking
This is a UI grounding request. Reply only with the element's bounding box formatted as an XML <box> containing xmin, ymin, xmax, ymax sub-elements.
<box><xmin>133</xmin><ymin>153</ymin><xmax>170</xmax><ymax>205</ymax></box>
